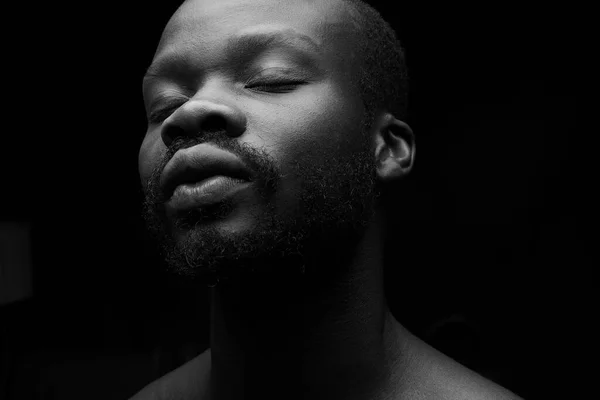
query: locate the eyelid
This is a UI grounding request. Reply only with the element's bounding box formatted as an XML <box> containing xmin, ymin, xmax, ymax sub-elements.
<box><xmin>148</xmin><ymin>97</ymin><xmax>188</xmax><ymax>123</ymax></box>
<box><xmin>245</xmin><ymin>67</ymin><xmax>306</xmax><ymax>84</ymax></box>
<box><xmin>149</xmin><ymin>95</ymin><xmax>187</xmax><ymax>111</ymax></box>
<box><xmin>246</xmin><ymin>79</ymin><xmax>305</xmax><ymax>88</ymax></box>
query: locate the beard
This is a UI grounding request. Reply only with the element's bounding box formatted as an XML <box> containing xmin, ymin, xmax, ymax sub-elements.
<box><xmin>140</xmin><ymin>116</ymin><xmax>381</xmax><ymax>287</ymax></box>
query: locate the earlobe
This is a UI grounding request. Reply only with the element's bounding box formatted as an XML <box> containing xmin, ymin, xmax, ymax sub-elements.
<box><xmin>374</xmin><ymin>115</ymin><xmax>415</xmax><ymax>181</ymax></box>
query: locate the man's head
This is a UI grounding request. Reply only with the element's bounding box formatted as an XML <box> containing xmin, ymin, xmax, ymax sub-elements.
<box><xmin>139</xmin><ymin>0</ymin><xmax>415</xmax><ymax>286</ymax></box>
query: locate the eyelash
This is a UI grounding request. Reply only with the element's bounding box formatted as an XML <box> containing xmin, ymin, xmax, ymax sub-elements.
<box><xmin>245</xmin><ymin>79</ymin><xmax>305</xmax><ymax>92</ymax></box>
<box><xmin>147</xmin><ymin>79</ymin><xmax>305</xmax><ymax>124</ymax></box>
<box><xmin>148</xmin><ymin>103</ymin><xmax>185</xmax><ymax>124</ymax></box>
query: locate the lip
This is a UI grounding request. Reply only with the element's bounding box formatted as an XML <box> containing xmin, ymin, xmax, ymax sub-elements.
<box><xmin>160</xmin><ymin>144</ymin><xmax>253</xmax><ymax>200</ymax></box>
<box><xmin>165</xmin><ymin>175</ymin><xmax>252</xmax><ymax>213</ymax></box>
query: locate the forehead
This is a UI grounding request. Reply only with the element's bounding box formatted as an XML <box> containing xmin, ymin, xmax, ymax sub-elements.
<box><xmin>153</xmin><ymin>0</ymin><xmax>362</xmax><ymax>74</ymax></box>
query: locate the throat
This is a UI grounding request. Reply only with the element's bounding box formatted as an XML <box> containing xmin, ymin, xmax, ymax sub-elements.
<box><xmin>208</xmin><ymin>286</ymin><xmax>406</xmax><ymax>400</ymax></box>
<box><xmin>206</xmin><ymin>212</ymin><xmax>404</xmax><ymax>399</ymax></box>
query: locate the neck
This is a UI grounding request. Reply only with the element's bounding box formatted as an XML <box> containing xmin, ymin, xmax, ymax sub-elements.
<box><xmin>206</xmin><ymin>212</ymin><xmax>416</xmax><ymax>400</ymax></box>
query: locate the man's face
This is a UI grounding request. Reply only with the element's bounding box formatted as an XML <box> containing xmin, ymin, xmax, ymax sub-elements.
<box><xmin>139</xmin><ymin>0</ymin><xmax>382</xmax><ymax>282</ymax></box>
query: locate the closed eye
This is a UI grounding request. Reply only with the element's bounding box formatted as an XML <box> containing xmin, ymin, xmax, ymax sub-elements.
<box><xmin>245</xmin><ymin>80</ymin><xmax>306</xmax><ymax>93</ymax></box>
<box><xmin>148</xmin><ymin>100</ymin><xmax>187</xmax><ymax>124</ymax></box>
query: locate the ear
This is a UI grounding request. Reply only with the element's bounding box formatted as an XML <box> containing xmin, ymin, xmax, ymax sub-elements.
<box><xmin>373</xmin><ymin>113</ymin><xmax>416</xmax><ymax>182</ymax></box>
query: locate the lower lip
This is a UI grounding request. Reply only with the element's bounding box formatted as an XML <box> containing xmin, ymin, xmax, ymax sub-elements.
<box><xmin>166</xmin><ymin>176</ymin><xmax>251</xmax><ymax>211</ymax></box>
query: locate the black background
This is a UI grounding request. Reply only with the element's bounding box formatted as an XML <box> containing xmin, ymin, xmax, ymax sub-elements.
<box><xmin>0</xmin><ymin>1</ymin><xmax>589</xmax><ymax>399</ymax></box>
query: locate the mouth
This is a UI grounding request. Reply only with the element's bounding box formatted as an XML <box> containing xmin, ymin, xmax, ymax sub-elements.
<box><xmin>159</xmin><ymin>144</ymin><xmax>254</xmax><ymax>202</ymax></box>
<box><xmin>165</xmin><ymin>175</ymin><xmax>253</xmax><ymax>216</ymax></box>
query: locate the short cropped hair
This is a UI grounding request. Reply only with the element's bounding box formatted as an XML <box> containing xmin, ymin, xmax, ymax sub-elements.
<box><xmin>341</xmin><ymin>0</ymin><xmax>409</xmax><ymax>125</ymax></box>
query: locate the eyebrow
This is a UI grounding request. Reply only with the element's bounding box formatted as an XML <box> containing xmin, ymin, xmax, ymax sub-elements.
<box><xmin>143</xmin><ymin>30</ymin><xmax>323</xmax><ymax>81</ymax></box>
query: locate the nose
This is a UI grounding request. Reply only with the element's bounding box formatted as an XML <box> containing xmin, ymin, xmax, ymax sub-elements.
<box><xmin>160</xmin><ymin>99</ymin><xmax>247</xmax><ymax>147</ymax></box>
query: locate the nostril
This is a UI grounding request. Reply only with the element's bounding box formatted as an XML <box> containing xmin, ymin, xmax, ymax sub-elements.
<box><xmin>161</xmin><ymin>124</ymin><xmax>186</xmax><ymax>146</ymax></box>
<box><xmin>201</xmin><ymin>114</ymin><xmax>227</xmax><ymax>133</ymax></box>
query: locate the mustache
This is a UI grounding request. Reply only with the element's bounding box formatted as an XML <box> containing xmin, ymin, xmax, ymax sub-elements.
<box><xmin>157</xmin><ymin>133</ymin><xmax>253</xmax><ymax>186</ymax></box>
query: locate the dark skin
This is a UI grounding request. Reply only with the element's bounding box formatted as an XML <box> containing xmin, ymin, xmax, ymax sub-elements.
<box><xmin>135</xmin><ymin>0</ymin><xmax>523</xmax><ymax>399</ymax></box>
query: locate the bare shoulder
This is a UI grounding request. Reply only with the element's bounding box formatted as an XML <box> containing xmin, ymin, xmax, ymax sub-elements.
<box><xmin>454</xmin><ymin>374</ymin><xmax>524</xmax><ymax>400</ymax></box>
<box><xmin>406</xmin><ymin>368</ymin><xmax>524</xmax><ymax>400</ymax></box>
<box><xmin>129</xmin><ymin>348</ymin><xmax>212</xmax><ymax>400</ymax></box>
<box><xmin>399</xmin><ymin>336</ymin><xmax>524</xmax><ymax>400</ymax></box>
<box><xmin>421</xmin><ymin>354</ymin><xmax>524</xmax><ymax>400</ymax></box>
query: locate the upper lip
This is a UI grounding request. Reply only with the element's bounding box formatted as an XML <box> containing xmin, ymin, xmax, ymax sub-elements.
<box><xmin>160</xmin><ymin>144</ymin><xmax>253</xmax><ymax>199</ymax></box>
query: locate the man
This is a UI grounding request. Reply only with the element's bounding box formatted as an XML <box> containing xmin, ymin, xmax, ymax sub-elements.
<box><xmin>134</xmin><ymin>0</ymin><xmax>523</xmax><ymax>399</ymax></box>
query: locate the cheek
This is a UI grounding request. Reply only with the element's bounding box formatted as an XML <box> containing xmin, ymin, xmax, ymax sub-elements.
<box><xmin>138</xmin><ymin>132</ymin><xmax>160</xmax><ymax>185</ymax></box>
<box><xmin>258</xmin><ymin>88</ymin><xmax>364</xmax><ymax>165</ymax></box>
<box><xmin>252</xmin><ymin>90</ymin><xmax>365</xmax><ymax>211</ymax></box>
